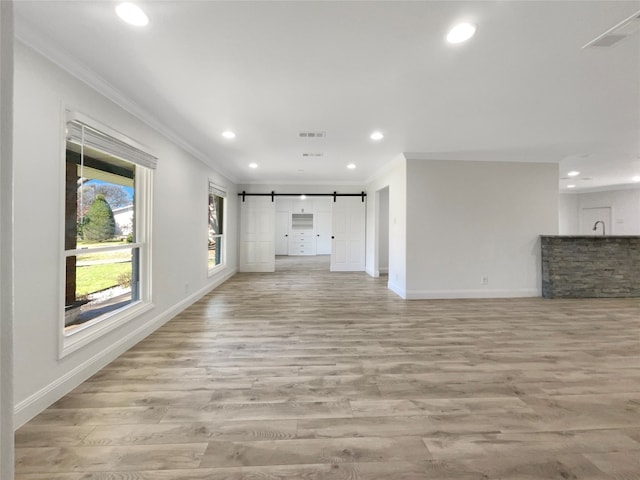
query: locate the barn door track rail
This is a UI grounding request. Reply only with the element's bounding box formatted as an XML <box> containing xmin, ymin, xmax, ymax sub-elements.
<box><xmin>239</xmin><ymin>191</ymin><xmax>366</xmax><ymax>202</ymax></box>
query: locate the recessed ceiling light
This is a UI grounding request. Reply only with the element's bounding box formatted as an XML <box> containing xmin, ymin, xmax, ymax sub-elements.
<box><xmin>249</xmin><ymin>163</ymin><xmax>258</xmax><ymax>169</ymax></box>
<box><xmin>633</xmin><ymin>176</ymin><xmax>640</xmax><ymax>182</ymax></box>
<box><xmin>347</xmin><ymin>163</ymin><xmax>356</xmax><ymax>169</ymax></box>
<box><xmin>222</xmin><ymin>131</ymin><xmax>236</xmax><ymax>139</ymax></box>
<box><xmin>567</xmin><ymin>184</ymin><xmax>577</xmax><ymax>189</ymax></box>
<box><xmin>567</xmin><ymin>171</ymin><xmax>580</xmax><ymax>177</ymax></box>
<box><xmin>300</xmin><ymin>195</ymin><xmax>307</xmax><ymax>200</ymax></box>
<box><xmin>115</xmin><ymin>2</ymin><xmax>149</xmax><ymax>27</ymax></box>
<box><xmin>446</xmin><ymin>23</ymin><xmax>476</xmax><ymax>44</ymax></box>
<box><xmin>370</xmin><ymin>131</ymin><xmax>384</xmax><ymax>141</ymax></box>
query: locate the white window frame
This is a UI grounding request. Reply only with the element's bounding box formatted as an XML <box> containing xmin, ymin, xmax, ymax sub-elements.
<box><xmin>59</xmin><ymin>111</ymin><xmax>155</xmax><ymax>358</ymax></box>
<box><xmin>208</xmin><ymin>181</ymin><xmax>226</xmax><ymax>276</ymax></box>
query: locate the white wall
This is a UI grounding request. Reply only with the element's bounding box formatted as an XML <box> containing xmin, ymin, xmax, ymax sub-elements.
<box><xmin>366</xmin><ymin>156</ymin><xmax>407</xmax><ymax>296</ymax></box>
<box><xmin>0</xmin><ymin>1</ymin><xmax>14</xmax><ymax>477</ymax></box>
<box><xmin>560</xmin><ymin>188</ymin><xmax>640</xmax><ymax>235</ymax></box>
<box><xmin>13</xmin><ymin>42</ymin><xmax>238</xmax><ymax>427</ymax></box>
<box><xmin>559</xmin><ymin>193</ymin><xmax>579</xmax><ymax>235</ymax></box>
<box><xmin>405</xmin><ymin>159</ymin><xmax>558</xmax><ymax>299</ymax></box>
<box><xmin>378</xmin><ymin>187</ymin><xmax>389</xmax><ymax>274</ymax></box>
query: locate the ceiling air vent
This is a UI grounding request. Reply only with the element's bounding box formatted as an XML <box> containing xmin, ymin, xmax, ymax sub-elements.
<box><xmin>299</xmin><ymin>131</ymin><xmax>326</xmax><ymax>138</ymax></box>
<box><xmin>302</xmin><ymin>152</ymin><xmax>324</xmax><ymax>157</ymax></box>
<box><xmin>583</xmin><ymin>10</ymin><xmax>640</xmax><ymax>48</ymax></box>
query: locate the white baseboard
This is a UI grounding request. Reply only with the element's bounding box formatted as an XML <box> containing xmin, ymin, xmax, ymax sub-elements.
<box><xmin>378</xmin><ymin>267</ymin><xmax>388</xmax><ymax>274</ymax></box>
<box><xmin>365</xmin><ymin>266</ymin><xmax>377</xmax><ymax>277</ymax></box>
<box><xmin>387</xmin><ymin>280</ymin><xmax>406</xmax><ymax>299</ymax></box>
<box><xmin>404</xmin><ymin>288</ymin><xmax>539</xmax><ymax>300</ymax></box>
<box><xmin>14</xmin><ymin>268</ymin><xmax>236</xmax><ymax>428</ymax></box>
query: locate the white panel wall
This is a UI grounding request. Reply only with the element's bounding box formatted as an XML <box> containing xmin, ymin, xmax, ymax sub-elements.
<box><xmin>365</xmin><ymin>157</ymin><xmax>407</xmax><ymax>297</ymax></box>
<box><xmin>405</xmin><ymin>160</ymin><xmax>558</xmax><ymax>299</ymax></box>
<box><xmin>563</xmin><ymin>188</ymin><xmax>640</xmax><ymax>235</ymax></box>
<box><xmin>0</xmin><ymin>2</ymin><xmax>14</xmax><ymax>477</ymax></box>
<box><xmin>13</xmin><ymin>42</ymin><xmax>238</xmax><ymax>426</ymax></box>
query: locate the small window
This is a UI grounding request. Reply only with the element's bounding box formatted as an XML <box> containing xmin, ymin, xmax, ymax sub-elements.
<box><xmin>62</xmin><ymin>113</ymin><xmax>156</xmax><ymax>355</ymax></box>
<box><xmin>208</xmin><ymin>182</ymin><xmax>226</xmax><ymax>272</ymax></box>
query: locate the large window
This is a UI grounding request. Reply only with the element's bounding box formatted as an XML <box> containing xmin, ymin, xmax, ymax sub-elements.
<box><xmin>63</xmin><ymin>113</ymin><xmax>155</xmax><ymax>354</ymax></box>
<box><xmin>208</xmin><ymin>182</ymin><xmax>226</xmax><ymax>272</ymax></box>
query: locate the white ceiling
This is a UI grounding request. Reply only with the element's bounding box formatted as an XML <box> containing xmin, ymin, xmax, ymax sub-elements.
<box><xmin>14</xmin><ymin>1</ymin><xmax>640</xmax><ymax>191</ymax></box>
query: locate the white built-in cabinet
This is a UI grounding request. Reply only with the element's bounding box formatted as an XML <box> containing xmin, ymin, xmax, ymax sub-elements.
<box><xmin>275</xmin><ymin>197</ymin><xmax>332</xmax><ymax>256</ymax></box>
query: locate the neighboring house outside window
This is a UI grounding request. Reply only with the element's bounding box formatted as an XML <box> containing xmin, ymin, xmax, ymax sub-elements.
<box><xmin>113</xmin><ymin>205</ymin><xmax>134</xmax><ymax>237</ymax></box>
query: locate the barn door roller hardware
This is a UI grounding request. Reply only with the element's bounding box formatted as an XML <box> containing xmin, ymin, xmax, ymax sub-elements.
<box><xmin>238</xmin><ymin>191</ymin><xmax>366</xmax><ymax>202</ymax></box>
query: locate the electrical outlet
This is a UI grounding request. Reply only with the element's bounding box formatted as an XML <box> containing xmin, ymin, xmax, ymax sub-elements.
<box><xmin>480</xmin><ymin>276</ymin><xmax>489</xmax><ymax>285</ymax></box>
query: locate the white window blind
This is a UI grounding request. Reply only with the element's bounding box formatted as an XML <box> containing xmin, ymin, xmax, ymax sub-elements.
<box><xmin>66</xmin><ymin>113</ymin><xmax>157</xmax><ymax>169</ymax></box>
<box><xmin>209</xmin><ymin>181</ymin><xmax>227</xmax><ymax>198</ymax></box>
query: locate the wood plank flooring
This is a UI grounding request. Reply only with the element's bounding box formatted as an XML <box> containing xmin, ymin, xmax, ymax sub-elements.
<box><xmin>15</xmin><ymin>256</ymin><xmax>640</xmax><ymax>479</ymax></box>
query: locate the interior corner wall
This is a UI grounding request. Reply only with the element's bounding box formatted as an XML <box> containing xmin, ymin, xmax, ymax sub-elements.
<box><xmin>366</xmin><ymin>157</ymin><xmax>407</xmax><ymax>297</ymax></box>
<box><xmin>0</xmin><ymin>1</ymin><xmax>14</xmax><ymax>478</ymax></box>
<box><xmin>12</xmin><ymin>41</ymin><xmax>238</xmax><ymax>427</ymax></box>
<box><xmin>559</xmin><ymin>193</ymin><xmax>579</xmax><ymax>234</ymax></box>
<box><xmin>405</xmin><ymin>160</ymin><xmax>558</xmax><ymax>299</ymax></box>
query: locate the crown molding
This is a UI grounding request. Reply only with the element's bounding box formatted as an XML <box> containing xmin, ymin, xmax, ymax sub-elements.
<box><xmin>15</xmin><ymin>25</ymin><xmax>239</xmax><ymax>184</ymax></box>
<box><xmin>364</xmin><ymin>153</ymin><xmax>406</xmax><ymax>185</ymax></box>
<box><xmin>240</xmin><ymin>179</ymin><xmax>367</xmax><ymax>187</ymax></box>
<box><xmin>560</xmin><ymin>184</ymin><xmax>640</xmax><ymax>194</ymax></box>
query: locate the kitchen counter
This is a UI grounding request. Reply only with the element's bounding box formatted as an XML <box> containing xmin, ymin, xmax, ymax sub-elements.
<box><xmin>540</xmin><ymin>235</ymin><xmax>640</xmax><ymax>298</ymax></box>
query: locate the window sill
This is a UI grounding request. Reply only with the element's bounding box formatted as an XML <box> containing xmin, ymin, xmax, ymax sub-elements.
<box><xmin>207</xmin><ymin>263</ymin><xmax>226</xmax><ymax>278</ymax></box>
<box><xmin>60</xmin><ymin>301</ymin><xmax>154</xmax><ymax>358</ymax></box>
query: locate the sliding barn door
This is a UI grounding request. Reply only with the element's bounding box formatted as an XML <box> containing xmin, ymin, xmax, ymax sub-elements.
<box><xmin>240</xmin><ymin>196</ymin><xmax>275</xmax><ymax>272</ymax></box>
<box><xmin>330</xmin><ymin>196</ymin><xmax>366</xmax><ymax>271</ymax></box>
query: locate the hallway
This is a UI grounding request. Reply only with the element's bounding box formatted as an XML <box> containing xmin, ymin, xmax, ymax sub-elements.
<box><xmin>15</xmin><ymin>258</ymin><xmax>640</xmax><ymax>479</ymax></box>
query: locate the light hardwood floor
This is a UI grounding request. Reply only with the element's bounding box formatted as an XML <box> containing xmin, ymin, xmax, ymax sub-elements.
<box><xmin>15</xmin><ymin>256</ymin><xmax>640</xmax><ymax>479</ymax></box>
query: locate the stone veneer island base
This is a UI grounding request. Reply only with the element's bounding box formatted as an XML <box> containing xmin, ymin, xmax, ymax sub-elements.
<box><xmin>541</xmin><ymin>236</ymin><xmax>640</xmax><ymax>298</ymax></box>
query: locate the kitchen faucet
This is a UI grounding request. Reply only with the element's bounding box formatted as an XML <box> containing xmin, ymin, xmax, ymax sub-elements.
<box><xmin>592</xmin><ymin>220</ymin><xmax>606</xmax><ymax>236</ymax></box>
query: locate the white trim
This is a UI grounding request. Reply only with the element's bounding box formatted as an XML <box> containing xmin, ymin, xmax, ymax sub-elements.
<box><xmin>67</xmin><ymin>111</ymin><xmax>157</xmax><ymax>166</ymax></box>
<box><xmin>379</xmin><ymin>267</ymin><xmax>388</xmax><ymax>274</ymax></box>
<box><xmin>66</xmin><ymin>242</ymin><xmax>143</xmax><ymax>256</ymax></box>
<box><xmin>13</xmin><ymin>32</ymin><xmax>238</xmax><ymax>183</ymax></box>
<box><xmin>364</xmin><ymin>153</ymin><xmax>406</xmax><ymax>185</ymax></box>
<box><xmin>404</xmin><ymin>288</ymin><xmax>539</xmax><ymax>300</ymax></box>
<box><xmin>61</xmin><ymin>301</ymin><xmax>154</xmax><ymax>358</ymax></box>
<box><xmin>59</xmin><ymin>135</ymin><xmax>154</xmax><ymax>358</ymax></box>
<box><xmin>366</xmin><ymin>266</ymin><xmax>377</xmax><ymax>277</ymax></box>
<box><xmin>15</xmin><ymin>267</ymin><xmax>236</xmax><ymax>428</ymax></box>
<box><xmin>241</xmin><ymin>179</ymin><xmax>367</xmax><ymax>187</ymax></box>
<box><xmin>387</xmin><ymin>279</ymin><xmax>406</xmax><ymax>299</ymax></box>
<box><xmin>0</xmin><ymin>2</ymin><xmax>14</xmax><ymax>477</ymax></box>
<box><xmin>561</xmin><ymin>184</ymin><xmax>640</xmax><ymax>194</ymax></box>
<box><xmin>208</xmin><ymin>178</ymin><xmax>226</xmax><ymax>274</ymax></box>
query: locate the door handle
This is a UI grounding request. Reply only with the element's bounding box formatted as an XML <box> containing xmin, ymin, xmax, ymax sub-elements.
<box><xmin>285</xmin><ymin>234</ymin><xmax>288</xmax><ymax>237</ymax></box>
<box><xmin>331</xmin><ymin>236</ymin><xmax>335</xmax><ymax>239</ymax></box>
<box><xmin>317</xmin><ymin>234</ymin><xmax>320</xmax><ymax>237</ymax></box>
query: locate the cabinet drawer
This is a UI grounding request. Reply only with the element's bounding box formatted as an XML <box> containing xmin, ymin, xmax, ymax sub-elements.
<box><xmin>289</xmin><ymin>248</ymin><xmax>315</xmax><ymax>256</ymax></box>
<box><xmin>291</xmin><ymin>232</ymin><xmax>311</xmax><ymax>241</ymax></box>
<box><xmin>290</xmin><ymin>241</ymin><xmax>314</xmax><ymax>248</ymax></box>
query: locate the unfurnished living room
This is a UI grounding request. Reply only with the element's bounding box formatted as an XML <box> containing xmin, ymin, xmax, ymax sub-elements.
<box><xmin>1</xmin><ymin>1</ymin><xmax>640</xmax><ymax>479</ymax></box>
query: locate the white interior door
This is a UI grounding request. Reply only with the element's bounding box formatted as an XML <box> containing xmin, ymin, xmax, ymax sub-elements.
<box><xmin>240</xmin><ymin>196</ymin><xmax>275</xmax><ymax>272</ymax></box>
<box><xmin>275</xmin><ymin>210</ymin><xmax>290</xmax><ymax>255</ymax></box>
<box><xmin>580</xmin><ymin>207</ymin><xmax>611</xmax><ymax>235</ymax></box>
<box><xmin>331</xmin><ymin>196</ymin><xmax>366</xmax><ymax>271</ymax></box>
